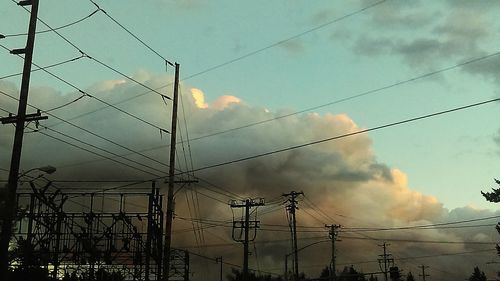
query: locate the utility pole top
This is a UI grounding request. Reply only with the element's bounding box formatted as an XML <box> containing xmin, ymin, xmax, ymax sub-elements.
<box><xmin>229</xmin><ymin>198</ymin><xmax>265</xmax><ymax>208</ymax></box>
<box><xmin>282</xmin><ymin>191</ymin><xmax>304</xmax><ymax>197</ymax></box>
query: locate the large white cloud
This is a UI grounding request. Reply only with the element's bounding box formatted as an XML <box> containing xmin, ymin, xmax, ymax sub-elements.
<box><xmin>1</xmin><ymin>75</ymin><xmax>498</xmax><ymax>280</ymax></box>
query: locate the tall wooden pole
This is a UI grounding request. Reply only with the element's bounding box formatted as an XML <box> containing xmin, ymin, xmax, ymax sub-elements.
<box><xmin>243</xmin><ymin>200</ymin><xmax>250</xmax><ymax>281</ymax></box>
<box><xmin>0</xmin><ymin>1</ymin><xmax>40</xmax><ymax>280</ymax></box>
<box><xmin>163</xmin><ymin>63</ymin><xmax>180</xmax><ymax>281</ymax></box>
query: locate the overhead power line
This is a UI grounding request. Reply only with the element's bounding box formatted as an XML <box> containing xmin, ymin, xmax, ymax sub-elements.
<box><xmin>12</xmin><ymin>0</ymin><xmax>172</xmax><ymax>101</ymax></box>
<box><xmin>185</xmin><ymin>95</ymin><xmax>500</xmax><ymax>174</ymax></box>
<box><xmin>343</xmin><ymin>215</ymin><xmax>500</xmax><ymax>232</ymax></box>
<box><xmin>87</xmin><ymin>0</ymin><xmax>174</xmax><ymax>66</ymax></box>
<box><xmin>0</xmin><ymin>89</ymin><xmax>171</xmax><ymax>168</ymax></box>
<box><xmin>179</xmin><ymin>0</ymin><xmax>387</xmax><ymax>81</ymax></box>
<box><xmin>0</xmin><ymin>8</ymin><xmax>99</xmax><ymax>38</ymax></box>
<box><xmin>54</xmin><ymin>48</ymin><xmax>500</xmax><ymax>167</ymax></box>
<box><xmin>34</xmin><ymin>94</ymin><xmax>499</xmax><ymax>196</ymax></box>
<box><xmin>25</xmin><ymin>0</ymin><xmax>387</xmax><ymax>128</ymax></box>
<box><xmin>0</xmin><ymin>45</ymin><xmax>170</xmax><ymax>134</ymax></box>
<box><xmin>179</xmin><ymin>50</ymin><xmax>500</xmax><ymax>145</ymax></box>
<box><xmin>340</xmin><ymin>235</ymin><xmax>497</xmax><ymax>245</ymax></box>
<box><xmin>0</xmin><ymin>53</ymin><xmax>86</xmax><ymax>80</ymax></box>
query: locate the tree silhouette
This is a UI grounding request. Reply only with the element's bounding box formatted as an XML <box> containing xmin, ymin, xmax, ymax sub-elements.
<box><xmin>337</xmin><ymin>266</ymin><xmax>366</xmax><ymax>281</ymax></box>
<box><xmin>481</xmin><ymin>179</ymin><xmax>500</xmax><ymax>202</ymax></box>
<box><xmin>481</xmin><ymin>179</ymin><xmax>500</xmax><ymax>255</ymax></box>
<box><xmin>227</xmin><ymin>268</ymin><xmax>284</xmax><ymax>281</ymax></box>
<box><xmin>469</xmin><ymin>266</ymin><xmax>487</xmax><ymax>281</ymax></box>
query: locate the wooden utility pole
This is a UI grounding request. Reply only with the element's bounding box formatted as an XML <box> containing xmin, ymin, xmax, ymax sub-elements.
<box><xmin>163</xmin><ymin>62</ymin><xmax>180</xmax><ymax>281</ymax></box>
<box><xmin>377</xmin><ymin>242</ymin><xmax>393</xmax><ymax>281</ymax></box>
<box><xmin>216</xmin><ymin>257</ymin><xmax>223</xmax><ymax>281</ymax></box>
<box><xmin>0</xmin><ymin>1</ymin><xmax>46</xmax><ymax>280</ymax></box>
<box><xmin>326</xmin><ymin>224</ymin><xmax>341</xmax><ymax>281</ymax></box>
<box><xmin>419</xmin><ymin>265</ymin><xmax>429</xmax><ymax>281</ymax></box>
<box><xmin>283</xmin><ymin>191</ymin><xmax>303</xmax><ymax>281</ymax></box>
<box><xmin>230</xmin><ymin>198</ymin><xmax>265</xmax><ymax>281</ymax></box>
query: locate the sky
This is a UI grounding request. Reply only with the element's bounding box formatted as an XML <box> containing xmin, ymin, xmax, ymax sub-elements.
<box><xmin>1</xmin><ymin>0</ymin><xmax>500</xmax><ymax>280</ymax></box>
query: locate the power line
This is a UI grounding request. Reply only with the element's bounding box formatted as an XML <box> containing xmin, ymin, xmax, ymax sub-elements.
<box><xmin>0</xmin><ymin>8</ymin><xmax>99</xmax><ymax>38</ymax></box>
<box><xmin>0</xmin><ymin>89</ymin><xmax>173</xmax><ymax>173</ymax></box>
<box><xmin>0</xmin><ymin>53</ymin><xmax>86</xmax><ymax>80</ymax></box>
<box><xmin>12</xmin><ymin>0</ymin><xmax>172</xmax><ymax>101</ymax></box>
<box><xmin>185</xmin><ymin>95</ymin><xmax>500</xmax><ymax>174</ymax></box>
<box><xmin>340</xmin><ymin>235</ymin><xmax>498</xmax><ymax>245</ymax></box>
<box><xmin>43</xmin><ymin>48</ymin><xmax>500</xmax><ymax>172</ymax></box>
<box><xmin>343</xmin><ymin>215</ymin><xmax>500</xmax><ymax>232</ymax></box>
<box><xmin>26</xmin><ymin>0</ymin><xmax>387</xmax><ymax>129</ymax></box>
<box><xmin>179</xmin><ymin>0</ymin><xmax>387</xmax><ymax>81</ymax></box>
<box><xmin>0</xmin><ymin>46</ymin><xmax>171</xmax><ymax>134</ymax></box>
<box><xmin>87</xmin><ymin>0</ymin><xmax>174</xmax><ymax>66</ymax></box>
<box><xmin>34</xmin><ymin>127</ymin><xmax>164</xmax><ymax>177</ymax></box>
<box><xmin>178</xmin><ymin>51</ymin><xmax>500</xmax><ymax>146</ymax></box>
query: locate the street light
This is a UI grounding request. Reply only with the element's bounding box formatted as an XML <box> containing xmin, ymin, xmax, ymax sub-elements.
<box><xmin>284</xmin><ymin>240</ymin><xmax>329</xmax><ymax>281</ymax></box>
<box><xmin>18</xmin><ymin>165</ymin><xmax>57</xmax><ymax>178</ymax></box>
<box><xmin>16</xmin><ymin>165</ymin><xmax>56</xmax><ymax>185</ymax></box>
<box><xmin>0</xmin><ymin>165</ymin><xmax>56</xmax><ymax>276</ymax></box>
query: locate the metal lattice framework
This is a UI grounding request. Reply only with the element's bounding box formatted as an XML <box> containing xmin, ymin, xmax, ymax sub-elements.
<box><xmin>12</xmin><ymin>184</ymin><xmax>164</xmax><ymax>281</ymax></box>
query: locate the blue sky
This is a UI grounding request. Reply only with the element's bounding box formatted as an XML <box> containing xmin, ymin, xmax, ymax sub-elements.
<box><xmin>3</xmin><ymin>0</ymin><xmax>500</xmax><ymax>278</ymax></box>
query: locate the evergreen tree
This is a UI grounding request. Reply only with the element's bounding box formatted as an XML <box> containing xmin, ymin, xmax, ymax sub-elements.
<box><xmin>481</xmin><ymin>179</ymin><xmax>500</xmax><ymax>255</ymax></box>
<box><xmin>481</xmin><ymin>179</ymin><xmax>500</xmax><ymax>202</ymax></box>
<box><xmin>469</xmin><ymin>266</ymin><xmax>487</xmax><ymax>281</ymax></box>
<box><xmin>227</xmin><ymin>268</ymin><xmax>284</xmax><ymax>281</ymax></box>
<box><xmin>337</xmin><ymin>266</ymin><xmax>366</xmax><ymax>281</ymax></box>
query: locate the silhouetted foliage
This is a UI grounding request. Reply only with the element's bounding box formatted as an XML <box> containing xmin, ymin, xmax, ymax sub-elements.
<box><xmin>93</xmin><ymin>268</ymin><xmax>125</xmax><ymax>281</ymax></box>
<box><xmin>481</xmin><ymin>179</ymin><xmax>500</xmax><ymax>202</ymax></box>
<box><xmin>227</xmin><ymin>268</ymin><xmax>284</xmax><ymax>281</ymax></box>
<box><xmin>481</xmin><ymin>179</ymin><xmax>500</xmax><ymax>256</ymax></box>
<box><xmin>319</xmin><ymin>266</ymin><xmax>330</xmax><ymax>279</ymax></box>
<box><xmin>368</xmin><ymin>275</ymin><xmax>378</xmax><ymax>281</ymax></box>
<box><xmin>389</xmin><ymin>266</ymin><xmax>402</xmax><ymax>281</ymax></box>
<box><xmin>406</xmin><ymin>272</ymin><xmax>415</xmax><ymax>281</ymax></box>
<box><xmin>337</xmin><ymin>266</ymin><xmax>366</xmax><ymax>281</ymax></box>
<box><xmin>469</xmin><ymin>266</ymin><xmax>487</xmax><ymax>281</ymax></box>
<box><xmin>8</xmin><ymin>267</ymin><xmax>56</xmax><ymax>281</ymax></box>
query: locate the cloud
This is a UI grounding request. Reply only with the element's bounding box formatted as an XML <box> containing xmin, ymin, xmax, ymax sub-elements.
<box><xmin>494</xmin><ymin>129</ymin><xmax>500</xmax><ymax>147</ymax></box>
<box><xmin>191</xmin><ymin>88</ymin><xmax>209</xmax><ymax>109</ymax></box>
<box><xmin>353</xmin><ymin>0</ymin><xmax>499</xmax><ymax>81</ymax></box>
<box><xmin>1</xmin><ymin>75</ymin><xmax>498</xmax><ymax>280</ymax></box>
<box><xmin>279</xmin><ymin>39</ymin><xmax>306</xmax><ymax>55</ymax></box>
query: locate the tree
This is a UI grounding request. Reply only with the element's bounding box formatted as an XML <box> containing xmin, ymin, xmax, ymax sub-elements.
<box><xmin>337</xmin><ymin>266</ymin><xmax>366</xmax><ymax>281</ymax></box>
<box><xmin>481</xmin><ymin>179</ymin><xmax>500</xmax><ymax>202</ymax></box>
<box><xmin>481</xmin><ymin>179</ymin><xmax>500</xmax><ymax>255</ymax></box>
<box><xmin>469</xmin><ymin>266</ymin><xmax>487</xmax><ymax>281</ymax></box>
<box><xmin>319</xmin><ymin>266</ymin><xmax>329</xmax><ymax>279</ymax></box>
<box><xmin>405</xmin><ymin>272</ymin><xmax>415</xmax><ymax>281</ymax></box>
<box><xmin>227</xmin><ymin>268</ymin><xmax>283</xmax><ymax>281</ymax></box>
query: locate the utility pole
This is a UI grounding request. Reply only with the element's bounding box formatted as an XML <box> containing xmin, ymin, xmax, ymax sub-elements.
<box><xmin>325</xmin><ymin>224</ymin><xmax>341</xmax><ymax>281</ymax></box>
<box><xmin>377</xmin><ymin>242</ymin><xmax>394</xmax><ymax>281</ymax></box>
<box><xmin>419</xmin><ymin>265</ymin><xmax>429</xmax><ymax>281</ymax></box>
<box><xmin>283</xmin><ymin>191</ymin><xmax>303</xmax><ymax>281</ymax></box>
<box><xmin>163</xmin><ymin>62</ymin><xmax>180</xmax><ymax>281</ymax></box>
<box><xmin>0</xmin><ymin>1</ymin><xmax>47</xmax><ymax>280</ymax></box>
<box><xmin>216</xmin><ymin>257</ymin><xmax>223</xmax><ymax>281</ymax></box>
<box><xmin>230</xmin><ymin>198</ymin><xmax>265</xmax><ymax>281</ymax></box>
